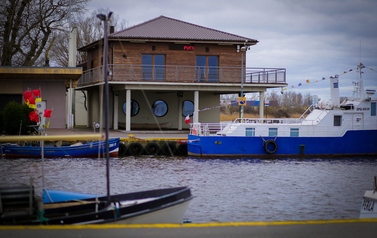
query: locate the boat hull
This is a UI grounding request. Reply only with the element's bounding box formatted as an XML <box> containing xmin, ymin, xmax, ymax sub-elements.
<box><xmin>188</xmin><ymin>130</ymin><xmax>377</xmax><ymax>157</ymax></box>
<box><xmin>0</xmin><ymin>187</ymin><xmax>193</xmax><ymax>225</ymax></box>
<box><xmin>1</xmin><ymin>138</ymin><xmax>120</xmax><ymax>158</ymax></box>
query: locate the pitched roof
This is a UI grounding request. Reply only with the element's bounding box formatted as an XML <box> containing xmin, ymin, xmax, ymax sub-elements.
<box><xmin>110</xmin><ymin>16</ymin><xmax>258</xmax><ymax>44</ymax></box>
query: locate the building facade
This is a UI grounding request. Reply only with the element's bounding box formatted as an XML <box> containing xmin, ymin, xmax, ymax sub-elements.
<box><xmin>77</xmin><ymin>16</ymin><xmax>286</xmax><ymax>131</ymax></box>
<box><xmin>0</xmin><ymin>67</ymin><xmax>82</xmax><ymax>129</ymax></box>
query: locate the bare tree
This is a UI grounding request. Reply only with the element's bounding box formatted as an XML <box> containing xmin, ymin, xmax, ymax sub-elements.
<box><xmin>0</xmin><ymin>0</ymin><xmax>89</xmax><ymax>66</ymax></box>
<box><xmin>303</xmin><ymin>93</ymin><xmax>314</xmax><ymax>106</ymax></box>
<box><xmin>49</xmin><ymin>8</ymin><xmax>128</xmax><ymax>67</ymax></box>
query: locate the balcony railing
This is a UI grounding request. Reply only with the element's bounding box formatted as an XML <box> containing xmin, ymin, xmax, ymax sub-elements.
<box><xmin>78</xmin><ymin>64</ymin><xmax>286</xmax><ymax>86</ymax></box>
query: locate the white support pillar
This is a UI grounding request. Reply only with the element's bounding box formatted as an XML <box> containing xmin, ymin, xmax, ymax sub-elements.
<box><xmin>126</xmin><ymin>89</ymin><xmax>131</xmax><ymax>131</ymax></box>
<box><xmin>194</xmin><ymin>91</ymin><xmax>199</xmax><ymax>123</ymax></box>
<box><xmin>178</xmin><ymin>94</ymin><xmax>182</xmax><ymax>130</ymax></box>
<box><xmin>259</xmin><ymin>91</ymin><xmax>265</xmax><ymax>119</ymax></box>
<box><xmin>113</xmin><ymin>92</ymin><xmax>118</xmax><ymax>130</ymax></box>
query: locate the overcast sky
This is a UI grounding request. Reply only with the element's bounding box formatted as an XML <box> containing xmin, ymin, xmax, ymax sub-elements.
<box><xmin>88</xmin><ymin>0</ymin><xmax>377</xmax><ymax>100</ymax></box>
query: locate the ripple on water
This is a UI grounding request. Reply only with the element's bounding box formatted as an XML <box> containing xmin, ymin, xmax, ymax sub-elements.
<box><xmin>1</xmin><ymin>156</ymin><xmax>376</xmax><ymax>223</ymax></box>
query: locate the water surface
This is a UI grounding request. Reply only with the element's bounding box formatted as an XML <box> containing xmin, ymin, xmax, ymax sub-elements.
<box><xmin>1</xmin><ymin>156</ymin><xmax>376</xmax><ymax>223</ymax></box>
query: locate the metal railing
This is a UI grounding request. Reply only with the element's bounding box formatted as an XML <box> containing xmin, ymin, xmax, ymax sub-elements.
<box><xmin>78</xmin><ymin>64</ymin><xmax>286</xmax><ymax>86</ymax></box>
<box><xmin>190</xmin><ymin>117</ymin><xmax>356</xmax><ymax>137</ymax></box>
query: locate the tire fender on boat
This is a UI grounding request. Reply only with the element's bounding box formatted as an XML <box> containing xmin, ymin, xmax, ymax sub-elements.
<box><xmin>177</xmin><ymin>143</ymin><xmax>188</xmax><ymax>156</ymax></box>
<box><xmin>128</xmin><ymin>143</ymin><xmax>144</xmax><ymax>156</ymax></box>
<box><xmin>144</xmin><ymin>143</ymin><xmax>160</xmax><ymax>155</ymax></box>
<box><xmin>161</xmin><ymin>142</ymin><xmax>177</xmax><ymax>156</ymax></box>
<box><xmin>118</xmin><ymin>143</ymin><xmax>127</xmax><ymax>157</ymax></box>
<box><xmin>264</xmin><ymin>139</ymin><xmax>278</xmax><ymax>154</ymax></box>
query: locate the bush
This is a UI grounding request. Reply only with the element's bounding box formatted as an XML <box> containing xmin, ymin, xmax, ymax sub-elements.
<box><xmin>2</xmin><ymin>101</ymin><xmax>35</xmax><ymax>135</ymax></box>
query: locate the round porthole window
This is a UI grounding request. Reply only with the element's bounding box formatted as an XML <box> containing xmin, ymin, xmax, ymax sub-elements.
<box><xmin>182</xmin><ymin>100</ymin><xmax>194</xmax><ymax>117</ymax></box>
<box><xmin>152</xmin><ymin>100</ymin><xmax>168</xmax><ymax>117</ymax></box>
<box><xmin>122</xmin><ymin>100</ymin><xmax>139</xmax><ymax>116</ymax></box>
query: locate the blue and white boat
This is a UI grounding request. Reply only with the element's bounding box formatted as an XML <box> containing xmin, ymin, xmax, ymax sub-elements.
<box><xmin>188</xmin><ymin>64</ymin><xmax>377</xmax><ymax>157</ymax></box>
<box><xmin>1</xmin><ymin>138</ymin><xmax>120</xmax><ymax>158</ymax></box>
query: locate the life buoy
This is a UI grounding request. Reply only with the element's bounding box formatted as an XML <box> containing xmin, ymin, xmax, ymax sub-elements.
<box><xmin>264</xmin><ymin>139</ymin><xmax>278</xmax><ymax>154</ymax></box>
<box><xmin>177</xmin><ymin>143</ymin><xmax>188</xmax><ymax>156</ymax></box>
<box><xmin>144</xmin><ymin>143</ymin><xmax>160</xmax><ymax>155</ymax></box>
<box><xmin>128</xmin><ymin>143</ymin><xmax>144</xmax><ymax>156</ymax></box>
<box><xmin>192</xmin><ymin>127</ymin><xmax>197</xmax><ymax>135</ymax></box>
<box><xmin>161</xmin><ymin>143</ymin><xmax>177</xmax><ymax>156</ymax></box>
<box><xmin>118</xmin><ymin>143</ymin><xmax>127</xmax><ymax>157</ymax></box>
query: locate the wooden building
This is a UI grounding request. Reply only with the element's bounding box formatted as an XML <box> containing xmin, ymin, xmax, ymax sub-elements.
<box><xmin>77</xmin><ymin>16</ymin><xmax>287</xmax><ymax>131</ymax></box>
<box><xmin>0</xmin><ymin>67</ymin><xmax>82</xmax><ymax>129</ymax></box>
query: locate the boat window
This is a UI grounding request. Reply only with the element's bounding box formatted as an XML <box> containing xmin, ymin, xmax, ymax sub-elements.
<box><xmin>122</xmin><ymin>100</ymin><xmax>140</xmax><ymax>117</ymax></box>
<box><xmin>290</xmin><ymin>128</ymin><xmax>299</xmax><ymax>137</ymax></box>
<box><xmin>334</xmin><ymin>115</ymin><xmax>342</xmax><ymax>126</ymax></box>
<box><xmin>245</xmin><ymin>128</ymin><xmax>255</xmax><ymax>136</ymax></box>
<box><xmin>371</xmin><ymin>102</ymin><xmax>376</xmax><ymax>116</ymax></box>
<box><xmin>269</xmin><ymin>128</ymin><xmax>278</xmax><ymax>137</ymax></box>
<box><xmin>152</xmin><ymin>100</ymin><xmax>168</xmax><ymax>117</ymax></box>
<box><xmin>182</xmin><ymin>100</ymin><xmax>194</xmax><ymax>117</ymax></box>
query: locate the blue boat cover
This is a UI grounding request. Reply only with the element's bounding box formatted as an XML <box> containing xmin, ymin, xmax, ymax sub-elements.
<box><xmin>43</xmin><ymin>189</ymin><xmax>99</xmax><ymax>203</ymax></box>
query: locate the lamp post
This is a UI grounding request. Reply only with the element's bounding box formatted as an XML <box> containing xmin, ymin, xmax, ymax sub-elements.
<box><xmin>97</xmin><ymin>11</ymin><xmax>113</xmax><ymax>203</ymax></box>
<box><xmin>240</xmin><ymin>45</ymin><xmax>247</xmax><ymax>119</ymax></box>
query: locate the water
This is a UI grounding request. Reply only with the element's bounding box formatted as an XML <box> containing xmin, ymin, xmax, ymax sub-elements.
<box><xmin>1</xmin><ymin>156</ymin><xmax>376</xmax><ymax>223</ymax></box>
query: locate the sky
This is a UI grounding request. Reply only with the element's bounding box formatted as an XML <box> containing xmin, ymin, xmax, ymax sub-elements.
<box><xmin>87</xmin><ymin>0</ymin><xmax>377</xmax><ymax>100</ymax></box>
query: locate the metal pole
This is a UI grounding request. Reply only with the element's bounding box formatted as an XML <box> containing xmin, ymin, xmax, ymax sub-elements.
<box><xmin>104</xmin><ymin>17</ymin><xmax>110</xmax><ymax>204</ymax></box>
<box><xmin>41</xmin><ymin>140</ymin><xmax>45</xmax><ymax>194</ymax></box>
<box><xmin>97</xmin><ymin>12</ymin><xmax>112</xmax><ymax>204</ymax></box>
<box><xmin>241</xmin><ymin>51</ymin><xmax>244</xmax><ymax>119</ymax></box>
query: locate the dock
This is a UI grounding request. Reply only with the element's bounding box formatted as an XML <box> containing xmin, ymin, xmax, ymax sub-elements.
<box><xmin>1</xmin><ymin>219</ymin><xmax>377</xmax><ymax>238</ymax></box>
<box><xmin>14</xmin><ymin>127</ymin><xmax>190</xmax><ymax>156</ymax></box>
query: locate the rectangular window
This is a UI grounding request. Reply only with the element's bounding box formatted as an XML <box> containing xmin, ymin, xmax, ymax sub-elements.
<box><xmin>208</xmin><ymin>56</ymin><xmax>218</xmax><ymax>82</ymax></box>
<box><xmin>290</xmin><ymin>128</ymin><xmax>299</xmax><ymax>137</ymax></box>
<box><xmin>196</xmin><ymin>56</ymin><xmax>218</xmax><ymax>82</ymax></box>
<box><xmin>245</xmin><ymin>128</ymin><xmax>255</xmax><ymax>136</ymax></box>
<box><xmin>334</xmin><ymin>115</ymin><xmax>342</xmax><ymax>126</ymax></box>
<box><xmin>371</xmin><ymin>102</ymin><xmax>376</xmax><ymax>116</ymax></box>
<box><xmin>142</xmin><ymin>54</ymin><xmax>165</xmax><ymax>81</ymax></box>
<box><xmin>269</xmin><ymin>128</ymin><xmax>278</xmax><ymax>137</ymax></box>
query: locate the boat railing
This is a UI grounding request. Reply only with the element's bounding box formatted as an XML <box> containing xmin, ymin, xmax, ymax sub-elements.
<box><xmin>232</xmin><ymin>117</ymin><xmax>305</xmax><ymax>124</ymax></box>
<box><xmin>299</xmin><ymin>104</ymin><xmax>314</xmax><ymax>119</ymax></box>
<box><xmin>190</xmin><ymin>116</ymin><xmax>356</xmax><ymax>137</ymax></box>
<box><xmin>191</xmin><ymin>122</ymin><xmax>229</xmax><ymax>136</ymax></box>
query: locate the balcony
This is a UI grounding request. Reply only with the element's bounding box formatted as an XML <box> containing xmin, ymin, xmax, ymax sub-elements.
<box><xmin>78</xmin><ymin>64</ymin><xmax>286</xmax><ymax>86</ymax></box>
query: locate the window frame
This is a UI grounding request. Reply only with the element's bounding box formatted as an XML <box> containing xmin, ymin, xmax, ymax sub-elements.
<box><xmin>182</xmin><ymin>100</ymin><xmax>194</xmax><ymax>117</ymax></box>
<box><xmin>246</xmin><ymin>128</ymin><xmax>255</xmax><ymax>136</ymax></box>
<box><xmin>269</xmin><ymin>128</ymin><xmax>278</xmax><ymax>137</ymax></box>
<box><xmin>196</xmin><ymin>55</ymin><xmax>219</xmax><ymax>82</ymax></box>
<box><xmin>152</xmin><ymin>100</ymin><xmax>168</xmax><ymax>117</ymax></box>
<box><xmin>142</xmin><ymin>54</ymin><xmax>166</xmax><ymax>81</ymax></box>
<box><xmin>371</xmin><ymin>102</ymin><xmax>376</xmax><ymax>116</ymax></box>
<box><xmin>334</xmin><ymin>115</ymin><xmax>342</xmax><ymax>126</ymax></box>
<box><xmin>122</xmin><ymin>100</ymin><xmax>140</xmax><ymax>117</ymax></box>
<box><xmin>290</xmin><ymin>128</ymin><xmax>299</xmax><ymax>137</ymax></box>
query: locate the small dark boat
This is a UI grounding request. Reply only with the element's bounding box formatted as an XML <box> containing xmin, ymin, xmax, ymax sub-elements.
<box><xmin>0</xmin><ymin>186</ymin><xmax>193</xmax><ymax>225</ymax></box>
<box><xmin>1</xmin><ymin>138</ymin><xmax>120</xmax><ymax>158</ymax></box>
